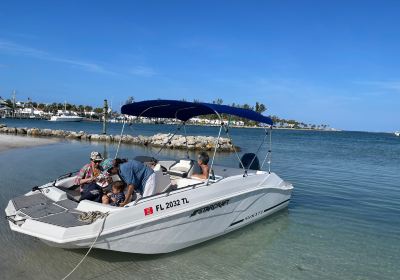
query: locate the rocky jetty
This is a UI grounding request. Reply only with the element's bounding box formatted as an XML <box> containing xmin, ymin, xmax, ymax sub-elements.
<box><xmin>0</xmin><ymin>124</ymin><xmax>238</xmax><ymax>152</ymax></box>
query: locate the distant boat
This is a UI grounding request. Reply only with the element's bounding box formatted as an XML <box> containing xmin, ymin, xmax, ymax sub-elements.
<box><xmin>49</xmin><ymin>101</ymin><xmax>83</xmax><ymax>122</ymax></box>
<box><xmin>50</xmin><ymin>114</ymin><xmax>83</xmax><ymax>122</ymax></box>
<box><xmin>395</xmin><ymin>131</ymin><xmax>400</xmax><ymax>137</ymax></box>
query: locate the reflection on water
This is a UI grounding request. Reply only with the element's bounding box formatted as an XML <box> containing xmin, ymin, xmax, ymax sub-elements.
<box><xmin>1</xmin><ymin>126</ymin><xmax>400</xmax><ymax>280</ymax></box>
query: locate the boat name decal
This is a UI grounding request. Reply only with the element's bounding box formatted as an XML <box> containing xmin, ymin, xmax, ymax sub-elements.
<box><xmin>244</xmin><ymin>210</ymin><xmax>264</xmax><ymax>221</ymax></box>
<box><xmin>190</xmin><ymin>199</ymin><xmax>230</xmax><ymax>217</ymax></box>
<box><xmin>154</xmin><ymin>197</ymin><xmax>190</xmax><ymax>213</ymax></box>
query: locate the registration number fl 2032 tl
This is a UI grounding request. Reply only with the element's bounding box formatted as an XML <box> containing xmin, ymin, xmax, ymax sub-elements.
<box><xmin>155</xmin><ymin>198</ymin><xmax>189</xmax><ymax>212</ymax></box>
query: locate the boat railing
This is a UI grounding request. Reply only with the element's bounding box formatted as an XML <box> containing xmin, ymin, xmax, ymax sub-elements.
<box><xmin>127</xmin><ymin>180</ymin><xmax>208</xmax><ymax>207</ymax></box>
<box><xmin>54</xmin><ymin>170</ymin><xmax>79</xmax><ymax>184</ymax></box>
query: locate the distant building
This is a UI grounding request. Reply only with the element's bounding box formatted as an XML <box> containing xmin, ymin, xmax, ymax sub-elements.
<box><xmin>0</xmin><ymin>97</ymin><xmax>8</xmax><ymax>106</ymax></box>
<box><xmin>0</xmin><ymin>97</ymin><xmax>12</xmax><ymax>117</ymax></box>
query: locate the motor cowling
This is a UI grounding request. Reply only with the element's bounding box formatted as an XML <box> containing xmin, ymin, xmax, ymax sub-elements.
<box><xmin>240</xmin><ymin>153</ymin><xmax>260</xmax><ymax>170</ymax></box>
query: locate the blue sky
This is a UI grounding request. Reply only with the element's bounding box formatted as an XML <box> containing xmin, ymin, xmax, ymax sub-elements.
<box><xmin>1</xmin><ymin>0</ymin><xmax>399</xmax><ymax>132</ymax></box>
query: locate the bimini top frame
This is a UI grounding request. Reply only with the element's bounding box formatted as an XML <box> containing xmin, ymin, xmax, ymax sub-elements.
<box><xmin>117</xmin><ymin>100</ymin><xmax>274</xmax><ymax>179</ymax></box>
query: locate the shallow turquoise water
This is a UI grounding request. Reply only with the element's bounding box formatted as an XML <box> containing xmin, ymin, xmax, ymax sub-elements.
<box><xmin>0</xmin><ymin>120</ymin><xmax>399</xmax><ymax>279</ymax></box>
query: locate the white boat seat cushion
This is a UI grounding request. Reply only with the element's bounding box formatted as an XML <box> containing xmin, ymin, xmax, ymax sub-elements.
<box><xmin>167</xmin><ymin>160</ymin><xmax>194</xmax><ymax>178</ymax></box>
<box><xmin>154</xmin><ymin>170</ymin><xmax>172</xmax><ymax>193</ymax></box>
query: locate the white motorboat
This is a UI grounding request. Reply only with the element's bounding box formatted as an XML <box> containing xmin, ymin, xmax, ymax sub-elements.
<box><xmin>5</xmin><ymin>100</ymin><xmax>293</xmax><ymax>254</ymax></box>
<box><xmin>50</xmin><ymin>114</ymin><xmax>83</xmax><ymax>122</ymax></box>
<box><xmin>395</xmin><ymin>131</ymin><xmax>400</xmax><ymax>137</ymax></box>
<box><xmin>49</xmin><ymin>102</ymin><xmax>83</xmax><ymax>122</ymax></box>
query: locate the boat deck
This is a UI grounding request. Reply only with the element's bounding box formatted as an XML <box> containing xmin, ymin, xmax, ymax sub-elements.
<box><xmin>11</xmin><ymin>193</ymin><xmax>89</xmax><ymax>227</ymax></box>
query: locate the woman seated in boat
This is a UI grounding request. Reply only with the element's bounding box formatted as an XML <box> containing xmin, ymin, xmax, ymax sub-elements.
<box><xmin>75</xmin><ymin>151</ymin><xmax>104</xmax><ymax>202</ymax></box>
<box><xmin>108</xmin><ymin>159</ymin><xmax>156</xmax><ymax>206</ymax></box>
<box><xmin>191</xmin><ymin>152</ymin><xmax>210</xmax><ymax>180</ymax></box>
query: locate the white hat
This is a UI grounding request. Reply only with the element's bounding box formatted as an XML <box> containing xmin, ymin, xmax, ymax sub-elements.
<box><xmin>90</xmin><ymin>151</ymin><xmax>103</xmax><ymax>162</ymax></box>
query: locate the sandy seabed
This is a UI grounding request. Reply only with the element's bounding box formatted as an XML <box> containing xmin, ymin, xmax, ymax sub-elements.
<box><xmin>0</xmin><ymin>134</ymin><xmax>59</xmax><ymax>152</ymax></box>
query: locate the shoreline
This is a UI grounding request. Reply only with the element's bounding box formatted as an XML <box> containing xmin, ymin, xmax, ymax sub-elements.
<box><xmin>1</xmin><ymin>117</ymin><xmax>339</xmax><ymax>131</ymax></box>
<box><xmin>0</xmin><ymin>124</ymin><xmax>238</xmax><ymax>152</ymax></box>
<box><xmin>0</xmin><ymin>134</ymin><xmax>59</xmax><ymax>153</ymax></box>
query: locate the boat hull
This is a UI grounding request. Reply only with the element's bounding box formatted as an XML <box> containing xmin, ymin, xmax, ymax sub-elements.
<box><xmin>99</xmin><ymin>191</ymin><xmax>290</xmax><ymax>254</ymax></box>
<box><xmin>7</xmin><ymin>172</ymin><xmax>293</xmax><ymax>254</ymax></box>
<box><xmin>49</xmin><ymin>116</ymin><xmax>83</xmax><ymax>122</ymax></box>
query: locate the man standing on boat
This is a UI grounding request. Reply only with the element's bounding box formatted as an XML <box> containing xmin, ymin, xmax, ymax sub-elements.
<box><xmin>109</xmin><ymin>159</ymin><xmax>156</xmax><ymax>206</ymax></box>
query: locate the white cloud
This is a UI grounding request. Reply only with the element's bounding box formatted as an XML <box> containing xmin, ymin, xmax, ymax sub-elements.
<box><xmin>130</xmin><ymin>66</ymin><xmax>157</xmax><ymax>77</ymax></box>
<box><xmin>354</xmin><ymin>80</ymin><xmax>400</xmax><ymax>92</ymax></box>
<box><xmin>0</xmin><ymin>39</ymin><xmax>114</xmax><ymax>74</ymax></box>
<box><xmin>0</xmin><ymin>40</ymin><xmax>47</xmax><ymax>57</ymax></box>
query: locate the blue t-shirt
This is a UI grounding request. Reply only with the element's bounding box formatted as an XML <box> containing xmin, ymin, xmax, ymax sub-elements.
<box><xmin>110</xmin><ymin>192</ymin><xmax>125</xmax><ymax>207</ymax></box>
<box><xmin>118</xmin><ymin>160</ymin><xmax>154</xmax><ymax>194</ymax></box>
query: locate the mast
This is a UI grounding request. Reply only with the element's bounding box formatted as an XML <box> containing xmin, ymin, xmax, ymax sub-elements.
<box><xmin>12</xmin><ymin>90</ymin><xmax>16</xmax><ymax>118</ymax></box>
<box><xmin>103</xmin><ymin>99</ymin><xmax>108</xmax><ymax>134</ymax></box>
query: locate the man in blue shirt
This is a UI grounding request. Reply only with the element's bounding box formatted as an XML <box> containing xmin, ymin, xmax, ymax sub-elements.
<box><xmin>109</xmin><ymin>159</ymin><xmax>156</xmax><ymax>206</ymax></box>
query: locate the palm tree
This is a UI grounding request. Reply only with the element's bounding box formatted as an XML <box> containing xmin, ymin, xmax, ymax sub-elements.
<box><xmin>213</xmin><ymin>98</ymin><xmax>223</xmax><ymax>105</ymax></box>
<box><xmin>125</xmin><ymin>96</ymin><xmax>135</xmax><ymax>104</ymax></box>
<box><xmin>78</xmin><ymin>105</ymin><xmax>85</xmax><ymax>115</ymax></box>
<box><xmin>255</xmin><ymin>102</ymin><xmax>266</xmax><ymax>114</ymax></box>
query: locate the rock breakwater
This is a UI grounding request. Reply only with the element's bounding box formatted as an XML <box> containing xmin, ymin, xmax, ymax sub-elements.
<box><xmin>0</xmin><ymin>124</ymin><xmax>238</xmax><ymax>152</ymax></box>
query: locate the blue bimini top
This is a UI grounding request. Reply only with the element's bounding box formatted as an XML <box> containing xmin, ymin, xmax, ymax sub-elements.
<box><xmin>121</xmin><ymin>99</ymin><xmax>273</xmax><ymax>125</ymax></box>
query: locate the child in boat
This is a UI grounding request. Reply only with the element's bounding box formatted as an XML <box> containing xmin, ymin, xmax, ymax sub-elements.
<box><xmin>103</xmin><ymin>181</ymin><xmax>126</xmax><ymax>207</ymax></box>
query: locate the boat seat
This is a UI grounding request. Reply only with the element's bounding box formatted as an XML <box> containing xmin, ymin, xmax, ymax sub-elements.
<box><xmin>153</xmin><ymin>170</ymin><xmax>172</xmax><ymax>194</ymax></box>
<box><xmin>167</xmin><ymin>159</ymin><xmax>194</xmax><ymax>178</ymax></box>
<box><xmin>55</xmin><ymin>176</ymin><xmax>77</xmax><ymax>189</ymax></box>
<box><xmin>55</xmin><ymin>185</ymin><xmax>81</xmax><ymax>202</ymax></box>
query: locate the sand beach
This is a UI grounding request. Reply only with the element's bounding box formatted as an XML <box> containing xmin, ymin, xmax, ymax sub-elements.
<box><xmin>0</xmin><ymin>134</ymin><xmax>59</xmax><ymax>152</ymax></box>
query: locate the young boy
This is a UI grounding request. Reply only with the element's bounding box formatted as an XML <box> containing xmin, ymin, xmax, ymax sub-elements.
<box><xmin>102</xmin><ymin>181</ymin><xmax>126</xmax><ymax>207</ymax></box>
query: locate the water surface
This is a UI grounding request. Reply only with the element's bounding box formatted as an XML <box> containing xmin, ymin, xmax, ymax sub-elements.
<box><xmin>0</xmin><ymin>120</ymin><xmax>399</xmax><ymax>279</ymax></box>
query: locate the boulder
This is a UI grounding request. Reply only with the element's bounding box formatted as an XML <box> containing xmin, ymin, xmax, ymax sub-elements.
<box><xmin>66</xmin><ymin>131</ymin><xmax>82</xmax><ymax>139</ymax></box>
<box><xmin>41</xmin><ymin>129</ymin><xmax>53</xmax><ymax>136</ymax></box>
<box><xmin>81</xmin><ymin>133</ymin><xmax>91</xmax><ymax>140</ymax></box>
<box><xmin>7</xmin><ymin>127</ymin><xmax>17</xmax><ymax>134</ymax></box>
<box><xmin>90</xmin><ymin>134</ymin><xmax>101</xmax><ymax>141</ymax></box>
<box><xmin>16</xmin><ymin>128</ymin><xmax>27</xmax><ymax>134</ymax></box>
<box><xmin>52</xmin><ymin>130</ymin><xmax>67</xmax><ymax>137</ymax></box>
<box><xmin>27</xmin><ymin>128</ymin><xmax>41</xmax><ymax>136</ymax></box>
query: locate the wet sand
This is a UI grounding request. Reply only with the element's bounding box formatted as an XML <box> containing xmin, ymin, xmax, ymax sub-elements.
<box><xmin>0</xmin><ymin>134</ymin><xmax>59</xmax><ymax>152</ymax></box>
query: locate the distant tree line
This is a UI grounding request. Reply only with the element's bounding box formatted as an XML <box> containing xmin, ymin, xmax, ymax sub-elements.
<box><xmin>2</xmin><ymin>95</ymin><xmax>328</xmax><ymax>129</ymax></box>
<box><xmin>2</xmin><ymin>99</ymin><xmax>107</xmax><ymax>118</ymax></box>
<box><xmin>125</xmin><ymin>97</ymin><xmax>329</xmax><ymax>129</ymax></box>
<box><xmin>181</xmin><ymin>98</ymin><xmax>328</xmax><ymax>129</ymax></box>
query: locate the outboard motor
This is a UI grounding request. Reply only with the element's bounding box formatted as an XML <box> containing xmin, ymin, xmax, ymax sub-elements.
<box><xmin>240</xmin><ymin>153</ymin><xmax>260</xmax><ymax>170</ymax></box>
